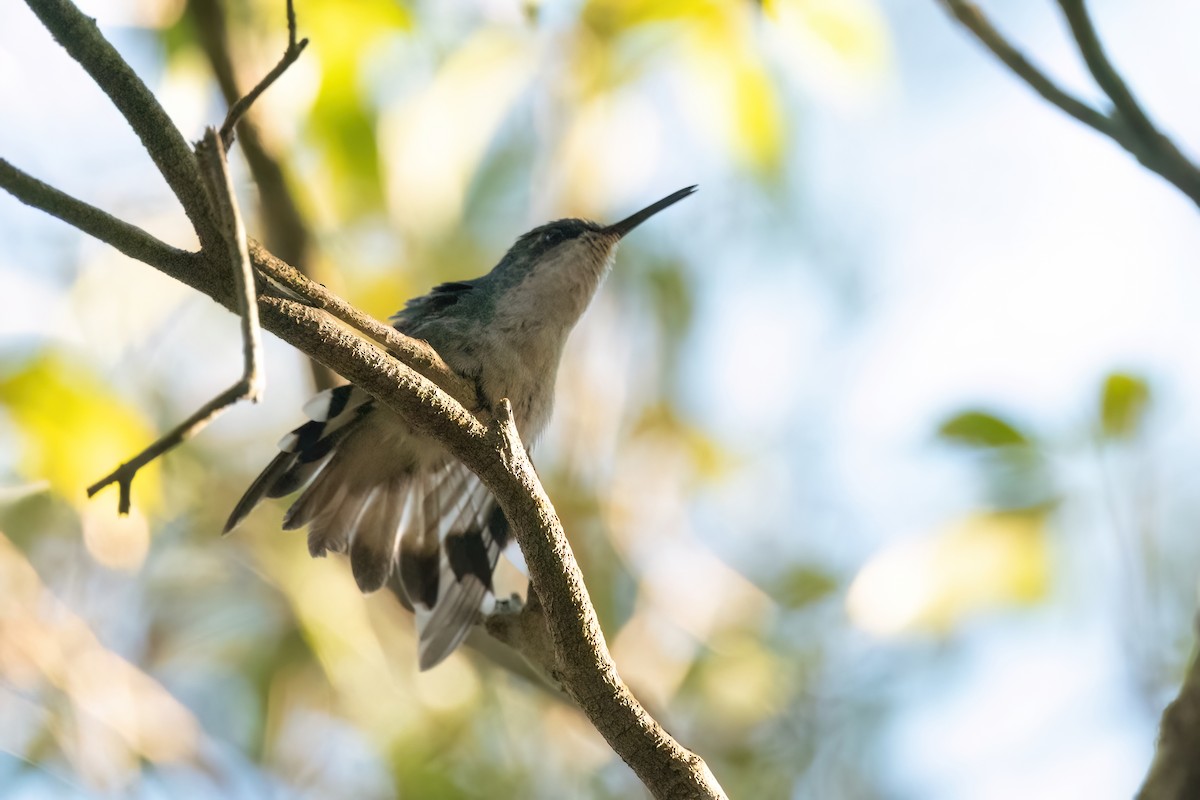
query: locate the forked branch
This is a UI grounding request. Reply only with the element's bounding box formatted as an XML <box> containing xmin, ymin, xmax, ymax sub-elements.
<box><xmin>936</xmin><ymin>2</ymin><xmax>1200</xmax><ymax>797</ymax></box>
<box><xmin>87</xmin><ymin>129</ymin><xmax>263</xmax><ymax>513</ymax></box>
<box><xmin>25</xmin><ymin>0</ymin><xmax>218</xmax><ymax>246</ymax></box>
<box><xmin>5</xmin><ymin>2</ymin><xmax>728</xmax><ymax>798</ymax></box>
<box><xmin>85</xmin><ymin>0</ymin><xmax>305</xmax><ymax>512</ymax></box>
<box><xmin>937</xmin><ymin>0</ymin><xmax>1200</xmax><ymax>208</ymax></box>
<box><xmin>218</xmin><ymin>0</ymin><xmax>308</xmax><ymax>150</ymax></box>
<box><xmin>188</xmin><ymin>0</ymin><xmax>334</xmax><ymax>390</ymax></box>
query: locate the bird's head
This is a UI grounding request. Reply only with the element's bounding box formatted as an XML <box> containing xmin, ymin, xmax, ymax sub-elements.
<box><xmin>489</xmin><ymin>186</ymin><xmax>697</xmax><ymax>320</ymax></box>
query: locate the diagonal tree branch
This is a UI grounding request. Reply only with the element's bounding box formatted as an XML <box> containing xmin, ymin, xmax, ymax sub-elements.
<box><xmin>935</xmin><ymin>0</ymin><xmax>1115</xmax><ymax>138</ymax></box>
<box><xmin>216</xmin><ymin>0</ymin><xmax>307</xmax><ymax>151</ymax></box>
<box><xmin>1054</xmin><ymin>0</ymin><xmax>1159</xmax><ymax>142</ymax></box>
<box><xmin>0</xmin><ymin>158</ymin><xmax>478</xmax><ymax>414</ymax></box>
<box><xmin>188</xmin><ymin>0</ymin><xmax>336</xmax><ymax>390</ymax></box>
<box><xmin>87</xmin><ymin>128</ymin><xmax>264</xmax><ymax>513</ymax></box>
<box><xmin>4</xmin><ymin>3</ymin><xmax>728</xmax><ymax>798</ymax></box>
<box><xmin>488</xmin><ymin>400</ymin><xmax>727</xmax><ymax>798</ymax></box>
<box><xmin>253</xmin><ymin>296</ymin><xmax>726</xmax><ymax>798</ymax></box>
<box><xmin>936</xmin><ymin>0</ymin><xmax>1200</xmax><ymax>209</ymax></box>
<box><xmin>24</xmin><ymin>0</ymin><xmax>219</xmax><ymax>246</ymax></box>
<box><xmin>0</xmin><ymin>158</ymin><xmax>195</xmax><ymax>272</ymax></box>
<box><xmin>1052</xmin><ymin>0</ymin><xmax>1200</xmax><ymax>206</ymax></box>
<box><xmin>937</xmin><ymin>2</ymin><xmax>1200</xmax><ymax>797</ymax></box>
<box><xmin>246</xmin><ymin>241</ymin><xmax>480</xmax><ymax>410</ymax></box>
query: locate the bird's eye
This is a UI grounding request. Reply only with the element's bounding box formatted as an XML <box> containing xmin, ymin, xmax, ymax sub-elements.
<box><xmin>543</xmin><ymin>229</ymin><xmax>564</xmax><ymax>247</ymax></box>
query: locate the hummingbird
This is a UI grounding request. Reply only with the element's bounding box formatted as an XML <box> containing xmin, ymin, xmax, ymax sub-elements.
<box><xmin>225</xmin><ymin>185</ymin><xmax>696</xmax><ymax>670</ymax></box>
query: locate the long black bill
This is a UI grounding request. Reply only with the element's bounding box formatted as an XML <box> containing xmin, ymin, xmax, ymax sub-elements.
<box><xmin>604</xmin><ymin>185</ymin><xmax>697</xmax><ymax>238</ymax></box>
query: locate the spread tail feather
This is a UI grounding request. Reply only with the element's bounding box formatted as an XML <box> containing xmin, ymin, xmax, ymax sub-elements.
<box><xmin>223</xmin><ymin>449</ymin><xmax>296</xmax><ymax>534</ymax></box>
<box><xmin>223</xmin><ymin>385</ymin><xmax>371</xmax><ymax>534</ymax></box>
<box><xmin>400</xmin><ymin>463</ymin><xmax>511</xmax><ymax>670</ymax></box>
<box><xmin>226</xmin><ymin>384</ymin><xmax>516</xmax><ymax>668</ymax></box>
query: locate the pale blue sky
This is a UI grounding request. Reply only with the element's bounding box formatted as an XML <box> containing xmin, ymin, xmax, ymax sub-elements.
<box><xmin>3</xmin><ymin>0</ymin><xmax>1199</xmax><ymax>797</ymax></box>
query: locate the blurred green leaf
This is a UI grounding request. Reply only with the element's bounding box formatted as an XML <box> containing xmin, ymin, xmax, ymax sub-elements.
<box><xmin>937</xmin><ymin>410</ymin><xmax>1029</xmax><ymax>449</ymax></box>
<box><xmin>159</xmin><ymin>5</ymin><xmax>197</xmax><ymax>59</ymax></box>
<box><xmin>765</xmin><ymin>0</ymin><xmax>890</xmax><ymax>74</ymax></box>
<box><xmin>847</xmin><ymin>510</ymin><xmax>1049</xmax><ymax>637</ymax></box>
<box><xmin>728</xmin><ymin>57</ymin><xmax>785</xmax><ymax>174</ymax></box>
<box><xmin>0</xmin><ymin>352</ymin><xmax>159</xmax><ymax>509</ymax></box>
<box><xmin>308</xmin><ymin>89</ymin><xmax>382</xmax><ymax>214</ymax></box>
<box><xmin>644</xmin><ymin>260</ymin><xmax>694</xmax><ymax>345</ymax></box>
<box><xmin>632</xmin><ymin>403</ymin><xmax>733</xmax><ymax>480</ymax></box>
<box><xmin>303</xmin><ymin>0</ymin><xmax>412</xmax><ymax>218</ymax></box>
<box><xmin>775</xmin><ymin>566</ymin><xmax>838</xmax><ymax>609</ymax></box>
<box><xmin>1099</xmin><ymin>372</ymin><xmax>1151</xmax><ymax>440</ymax></box>
<box><xmin>691</xmin><ymin>633</ymin><xmax>793</xmax><ymax>728</ymax></box>
<box><xmin>582</xmin><ymin>0</ymin><xmax>723</xmax><ymax>42</ymax></box>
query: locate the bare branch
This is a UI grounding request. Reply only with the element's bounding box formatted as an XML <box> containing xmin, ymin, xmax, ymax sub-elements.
<box><xmin>86</xmin><ymin>382</ymin><xmax>243</xmax><ymax>513</ymax></box>
<box><xmin>1053</xmin><ymin>0</ymin><xmax>1200</xmax><ymax>206</ymax></box>
<box><xmin>0</xmin><ymin>158</ymin><xmax>476</xmax><ymax>419</ymax></box>
<box><xmin>486</xmin><ymin>400</ymin><xmax>728</xmax><ymax>800</ymax></box>
<box><xmin>260</xmin><ymin>295</ymin><xmax>488</xmax><ymax>443</ymax></box>
<box><xmin>188</xmin><ymin>0</ymin><xmax>335</xmax><ymax>390</ymax></box>
<box><xmin>937</xmin><ymin>0</ymin><xmax>1200</xmax><ymax>208</ymax></box>
<box><xmin>87</xmin><ymin>129</ymin><xmax>264</xmax><ymax>513</ymax></box>
<box><xmin>245</xmin><ymin>299</ymin><xmax>730</xmax><ymax>798</ymax></box>
<box><xmin>936</xmin><ymin>0</ymin><xmax>1115</xmax><ymax>137</ymax></box>
<box><xmin>1139</xmin><ymin>616</ymin><xmax>1200</xmax><ymax>799</ymax></box>
<box><xmin>197</xmin><ymin>128</ymin><xmax>264</xmax><ymax>403</ymax></box>
<box><xmin>1055</xmin><ymin>0</ymin><xmax>1158</xmax><ymax>141</ymax></box>
<box><xmin>0</xmin><ymin>158</ymin><xmax>194</xmax><ymax>272</ymax></box>
<box><xmin>248</xmin><ymin>241</ymin><xmax>481</xmax><ymax>411</ymax></box>
<box><xmin>217</xmin><ymin>0</ymin><xmax>309</xmax><ymax>151</ymax></box>
<box><xmin>23</xmin><ymin>0</ymin><xmax>218</xmax><ymax>245</ymax></box>
<box><xmin>10</xmin><ymin>6</ymin><xmax>729</xmax><ymax>798</ymax></box>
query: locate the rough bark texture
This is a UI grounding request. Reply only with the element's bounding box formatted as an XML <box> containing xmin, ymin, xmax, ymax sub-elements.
<box><xmin>6</xmin><ymin>1</ymin><xmax>728</xmax><ymax>797</ymax></box>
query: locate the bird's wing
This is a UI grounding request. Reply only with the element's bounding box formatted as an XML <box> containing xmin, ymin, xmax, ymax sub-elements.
<box><xmin>226</xmin><ymin>383</ymin><xmax>412</xmax><ymax>595</ymax></box>
<box><xmin>390</xmin><ymin>280</ymin><xmax>477</xmax><ymax>329</ymax></box>
<box><xmin>226</xmin><ymin>383</ymin><xmax>513</xmax><ymax>669</ymax></box>
<box><xmin>224</xmin><ymin>384</ymin><xmax>375</xmax><ymax>535</ymax></box>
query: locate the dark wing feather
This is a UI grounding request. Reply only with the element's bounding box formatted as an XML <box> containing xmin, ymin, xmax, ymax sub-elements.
<box><xmin>227</xmin><ymin>320</ymin><xmax>516</xmax><ymax>669</ymax></box>
<box><xmin>398</xmin><ymin>462</ymin><xmax>511</xmax><ymax>670</ymax></box>
<box><xmin>224</xmin><ymin>385</ymin><xmax>373</xmax><ymax>533</ymax></box>
<box><xmin>390</xmin><ymin>279</ymin><xmax>477</xmax><ymax>329</ymax></box>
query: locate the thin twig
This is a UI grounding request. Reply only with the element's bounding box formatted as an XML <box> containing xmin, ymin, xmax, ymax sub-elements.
<box><xmin>86</xmin><ymin>383</ymin><xmax>251</xmax><ymax>513</ymax></box>
<box><xmin>23</xmin><ymin>0</ymin><xmax>219</xmax><ymax>248</ymax></box>
<box><xmin>1055</xmin><ymin>0</ymin><xmax>1158</xmax><ymax>142</ymax></box>
<box><xmin>0</xmin><ymin>157</ymin><xmax>472</xmax><ymax>413</ymax></box>
<box><xmin>218</xmin><ymin>0</ymin><xmax>308</xmax><ymax>150</ymax></box>
<box><xmin>197</xmin><ymin>128</ymin><xmax>263</xmax><ymax>402</ymax></box>
<box><xmin>0</xmin><ymin>158</ymin><xmax>195</xmax><ymax>272</ymax></box>
<box><xmin>936</xmin><ymin>0</ymin><xmax>1115</xmax><ymax>137</ymax></box>
<box><xmin>188</xmin><ymin>0</ymin><xmax>335</xmax><ymax>390</ymax></box>
<box><xmin>1053</xmin><ymin>0</ymin><xmax>1200</xmax><ymax>206</ymax></box>
<box><xmin>87</xmin><ymin>129</ymin><xmax>264</xmax><ymax>513</ymax></box>
<box><xmin>936</xmin><ymin>0</ymin><xmax>1200</xmax><ymax>208</ymax></box>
